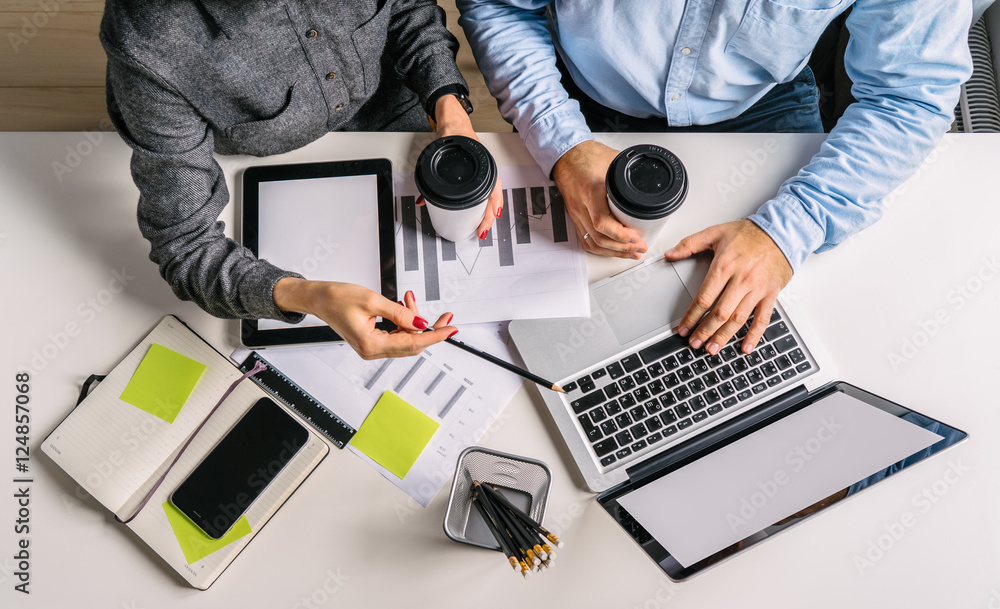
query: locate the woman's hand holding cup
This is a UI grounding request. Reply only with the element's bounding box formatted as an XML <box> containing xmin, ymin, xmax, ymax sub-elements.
<box><xmin>418</xmin><ymin>94</ymin><xmax>502</xmax><ymax>241</ymax></box>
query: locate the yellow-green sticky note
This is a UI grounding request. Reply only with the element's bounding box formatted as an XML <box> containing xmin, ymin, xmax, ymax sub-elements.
<box><xmin>351</xmin><ymin>390</ymin><xmax>440</xmax><ymax>479</ymax></box>
<box><xmin>163</xmin><ymin>501</ymin><xmax>252</xmax><ymax>565</ymax></box>
<box><xmin>120</xmin><ymin>343</ymin><xmax>206</xmax><ymax>423</ymax></box>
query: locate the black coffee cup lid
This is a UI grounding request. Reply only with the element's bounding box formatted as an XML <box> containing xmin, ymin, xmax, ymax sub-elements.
<box><xmin>415</xmin><ymin>135</ymin><xmax>497</xmax><ymax>210</ymax></box>
<box><xmin>606</xmin><ymin>144</ymin><xmax>687</xmax><ymax>220</ymax></box>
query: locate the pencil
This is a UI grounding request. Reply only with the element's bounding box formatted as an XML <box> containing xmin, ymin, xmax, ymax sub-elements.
<box><xmin>477</xmin><ymin>487</ymin><xmax>537</xmax><ymax>566</ymax></box>
<box><xmin>480</xmin><ymin>483</ymin><xmax>565</xmax><ymax>548</ymax></box>
<box><xmin>445</xmin><ymin>336</ymin><xmax>564</xmax><ymax>393</ymax></box>
<box><xmin>475</xmin><ymin>488</ymin><xmax>533</xmax><ymax>577</ymax></box>
<box><xmin>471</xmin><ymin>489</ymin><xmax>519</xmax><ymax>572</ymax></box>
<box><xmin>480</xmin><ymin>488</ymin><xmax>541</xmax><ymax>567</ymax></box>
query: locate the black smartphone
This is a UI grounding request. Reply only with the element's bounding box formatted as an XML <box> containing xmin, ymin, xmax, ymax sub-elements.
<box><xmin>170</xmin><ymin>397</ymin><xmax>309</xmax><ymax>539</ymax></box>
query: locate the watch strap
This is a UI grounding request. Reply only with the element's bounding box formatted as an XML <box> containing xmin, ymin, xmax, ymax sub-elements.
<box><xmin>426</xmin><ymin>84</ymin><xmax>473</xmax><ymax>122</ymax></box>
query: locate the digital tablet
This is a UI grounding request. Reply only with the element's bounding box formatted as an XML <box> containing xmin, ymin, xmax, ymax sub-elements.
<box><xmin>241</xmin><ymin>159</ymin><xmax>396</xmax><ymax>348</ymax></box>
<box><xmin>598</xmin><ymin>382</ymin><xmax>967</xmax><ymax>580</ymax></box>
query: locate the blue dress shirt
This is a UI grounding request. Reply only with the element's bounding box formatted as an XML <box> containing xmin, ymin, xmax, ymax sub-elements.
<box><xmin>457</xmin><ymin>0</ymin><xmax>972</xmax><ymax>270</ymax></box>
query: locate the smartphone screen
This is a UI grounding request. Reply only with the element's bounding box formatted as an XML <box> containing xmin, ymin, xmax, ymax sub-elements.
<box><xmin>170</xmin><ymin>397</ymin><xmax>309</xmax><ymax>539</ymax></box>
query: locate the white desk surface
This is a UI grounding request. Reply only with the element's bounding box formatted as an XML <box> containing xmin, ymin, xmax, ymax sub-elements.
<box><xmin>1</xmin><ymin>131</ymin><xmax>999</xmax><ymax>608</ymax></box>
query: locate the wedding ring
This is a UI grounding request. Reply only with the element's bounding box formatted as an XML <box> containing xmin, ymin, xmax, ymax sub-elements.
<box><xmin>583</xmin><ymin>232</ymin><xmax>591</xmax><ymax>241</ymax></box>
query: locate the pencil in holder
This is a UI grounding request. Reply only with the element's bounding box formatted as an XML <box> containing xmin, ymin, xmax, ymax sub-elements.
<box><xmin>443</xmin><ymin>447</ymin><xmax>552</xmax><ymax>550</ymax></box>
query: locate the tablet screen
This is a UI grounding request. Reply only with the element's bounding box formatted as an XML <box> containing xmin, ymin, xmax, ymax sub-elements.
<box><xmin>599</xmin><ymin>383</ymin><xmax>966</xmax><ymax>580</ymax></box>
<box><xmin>256</xmin><ymin>174</ymin><xmax>382</xmax><ymax>331</ymax></box>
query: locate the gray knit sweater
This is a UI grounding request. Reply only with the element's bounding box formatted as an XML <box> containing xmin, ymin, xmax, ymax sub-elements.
<box><xmin>101</xmin><ymin>0</ymin><xmax>466</xmax><ymax>321</ymax></box>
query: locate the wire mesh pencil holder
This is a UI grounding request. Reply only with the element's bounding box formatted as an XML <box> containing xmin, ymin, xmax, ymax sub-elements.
<box><xmin>443</xmin><ymin>447</ymin><xmax>552</xmax><ymax>550</ymax></box>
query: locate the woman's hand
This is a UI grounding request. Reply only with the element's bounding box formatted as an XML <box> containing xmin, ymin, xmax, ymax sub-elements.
<box><xmin>396</xmin><ymin>289</ymin><xmax>455</xmax><ymax>335</ymax></box>
<box><xmin>273</xmin><ymin>278</ymin><xmax>456</xmax><ymax>360</ymax></box>
<box><xmin>422</xmin><ymin>94</ymin><xmax>503</xmax><ymax>240</ymax></box>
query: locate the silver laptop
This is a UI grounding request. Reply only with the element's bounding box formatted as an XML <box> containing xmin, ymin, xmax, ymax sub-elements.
<box><xmin>509</xmin><ymin>254</ymin><xmax>836</xmax><ymax>493</ymax></box>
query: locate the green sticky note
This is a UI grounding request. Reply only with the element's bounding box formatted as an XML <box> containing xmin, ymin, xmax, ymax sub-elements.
<box><xmin>120</xmin><ymin>343</ymin><xmax>206</xmax><ymax>423</ymax></box>
<box><xmin>351</xmin><ymin>390</ymin><xmax>440</xmax><ymax>479</ymax></box>
<box><xmin>162</xmin><ymin>501</ymin><xmax>252</xmax><ymax>565</ymax></box>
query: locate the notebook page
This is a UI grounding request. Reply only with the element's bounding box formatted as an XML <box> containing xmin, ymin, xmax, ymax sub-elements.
<box><xmin>41</xmin><ymin>317</ymin><xmax>241</xmax><ymax>512</ymax></box>
<box><xmin>124</xmin><ymin>379</ymin><xmax>329</xmax><ymax>589</ymax></box>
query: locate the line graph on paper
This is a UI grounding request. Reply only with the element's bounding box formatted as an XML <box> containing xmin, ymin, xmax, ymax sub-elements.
<box><xmin>393</xmin><ymin>165</ymin><xmax>590</xmax><ymax>324</ymax></box>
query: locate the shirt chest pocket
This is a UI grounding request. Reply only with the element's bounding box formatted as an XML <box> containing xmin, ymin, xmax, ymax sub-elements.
<box><xmin>351</xmin><ymin>2</ymin><xmax>392</xmax><ymax>97</ymax></box>
<box><xmin>725</xmin><ymin>0</ymin><xmax>850</xmax><ymax>82</ymax></box>
<box><xmin>220</xmin><ymin>84</ymin><xmax>319</xmax><ymax>156</ymax></box>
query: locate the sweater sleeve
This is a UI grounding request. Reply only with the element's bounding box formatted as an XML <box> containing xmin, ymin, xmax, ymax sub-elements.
<box><xmin>105</xmin><ymin>50</ymin><xmax>305</xmax><ymax>322</ymax></box>
<box><xmin>385</xmin><ymin>0</ymin><xmax>468</xmax><ymax>110</ymax></box>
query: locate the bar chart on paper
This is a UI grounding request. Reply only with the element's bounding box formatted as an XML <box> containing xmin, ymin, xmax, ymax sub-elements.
<box><xmin>355</xmin><ymin>352</ymin><xmax>475</xmax><ymax>421</ymax></box>
<box><xmin>394</xmin><ymin>165</ymin><xmax>589</xmax><ymax>324</ymax></box>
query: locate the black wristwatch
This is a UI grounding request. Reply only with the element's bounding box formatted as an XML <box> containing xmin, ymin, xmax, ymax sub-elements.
<box><xmin>426</xmin><ymin>84</ymin><xmax>474</xmax><ymax>123</ymax></box>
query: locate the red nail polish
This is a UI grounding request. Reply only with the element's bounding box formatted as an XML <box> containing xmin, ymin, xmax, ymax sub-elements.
<box><xmin>496</xmin><ymin>207</ymin><xmax>502</xmax><ymax>218</ymax></box>
<box><xmin>397</xmin><ymin>301</ymin><xmax>404</xmax><ymax>307</ymax></box>
<box><xmin>448</xmin><ymin>329</ymin><xmax>459</xmax><ymax>338</ymax></box>
<box><xmin>479</xmin><ymin>230</ymin><xmax>488</xmax><ymax>240</ymax></box>
<box><xmin>445</xmin><ymin>313</ymin><xmax>454</xmax><ymax>325</ymax></box>
<box><xmin>413</xmin><ymin>316</ymin><xmax>428</xmax><ymax>330</ymax></box>
<box><xmin>406</xmin><ymin>290</ymin><xmax>414</xmax><ymax>301</ymax></box>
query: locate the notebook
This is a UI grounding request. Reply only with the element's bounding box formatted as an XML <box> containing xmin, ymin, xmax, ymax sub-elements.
<box><xmin>41</xmin><ymin>316</ymin><xmax>329</xmax><ymax>589</ymax></box>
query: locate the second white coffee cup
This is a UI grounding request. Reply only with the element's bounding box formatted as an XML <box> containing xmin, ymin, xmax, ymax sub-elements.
<box><xmin>606</xmin><ymin>144</ymin><xmax>688</xmax><ymax>244</ymax></box>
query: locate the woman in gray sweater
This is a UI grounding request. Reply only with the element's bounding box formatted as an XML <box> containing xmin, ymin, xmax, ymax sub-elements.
<box><xmin>101</xmin><ymin>0</ymin><xmax>499</xmax><ymax>358</ymax></box>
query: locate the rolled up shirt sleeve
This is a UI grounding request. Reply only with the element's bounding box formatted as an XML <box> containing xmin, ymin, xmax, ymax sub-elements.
<box><xmin>749</xmin><ymin>0</ymin><xmax>972</xmax><ymax>271</ymax></box>
<box><xmin>386</xmin><ymin>0</ymin><xmax>468</xmax><ymax>110</ymax></box>
<box><xmin>106</xmin><ymin>51</ymin><xmax>305</xmax><ymax>322</ymax></box>
<box><xmin>457</xmin><ymin>0</ymin><xmax>594</xmax><ymax>176</ymax></box>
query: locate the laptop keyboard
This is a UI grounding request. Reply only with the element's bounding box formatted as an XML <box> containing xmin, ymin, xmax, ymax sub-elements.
<box><xmin>562</xmin><ymin>308</ymin><xmax>814</xmax><ymax>470</ymax></box>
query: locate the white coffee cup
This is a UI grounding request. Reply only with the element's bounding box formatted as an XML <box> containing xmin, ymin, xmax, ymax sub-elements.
<box><xmin>415</xmin><ymin>136</ymin><xmax>497</xmax><ymax>243</ymax></box>
<box><xmin>606</xmin><ymin>144</ymin><xmax>688</xmax><ymax>244</ymax></box>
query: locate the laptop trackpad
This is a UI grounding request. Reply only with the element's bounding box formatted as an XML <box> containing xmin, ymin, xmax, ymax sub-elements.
<box><xmin>592</xmin><ymin>259</ymin><xmax>695</xmax><ymax>346</ymax></box>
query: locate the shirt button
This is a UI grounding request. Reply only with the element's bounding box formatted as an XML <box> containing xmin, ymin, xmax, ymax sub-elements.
<box><xmin>305</xmin><ymin>29</ymin><xmax>318</xmax><ymax>38</ymax></box>
<box><xmin>670</xmin><ymin>93</ymin><xmax>681</xmax><ymax>101</ymax></box>
<box><xmin>335</xmin><ymin>104</ymin><xmax>344</xmax><ymax>111</ymax></box>
<box><xmin>326</xmin><ymin>72</ymin><xmax>336</xmax><ymax>80</ymax></box>
<box><xmin>680</xmin><ymin>47</ymin><xmax>692</xmax><ymax>55</ymax></box>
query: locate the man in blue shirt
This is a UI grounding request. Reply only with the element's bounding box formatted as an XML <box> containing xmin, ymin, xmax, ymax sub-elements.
<box><xmin>457</xmin><ymin>0</ymin><xmax>972</xmax><ymax>355</ymax></box>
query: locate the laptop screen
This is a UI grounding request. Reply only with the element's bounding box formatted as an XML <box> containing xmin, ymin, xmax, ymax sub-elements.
<box><xmin>598</xmin><ymin>382</ymin><xmax>966</xmax><ymax>580</ymax></box>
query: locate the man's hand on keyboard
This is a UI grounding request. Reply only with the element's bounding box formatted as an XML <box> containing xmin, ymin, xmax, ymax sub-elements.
<box><xmin>664</xmin><ymin>219</ymin><xmax>792</xmax><ymax>355</ymax></box>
